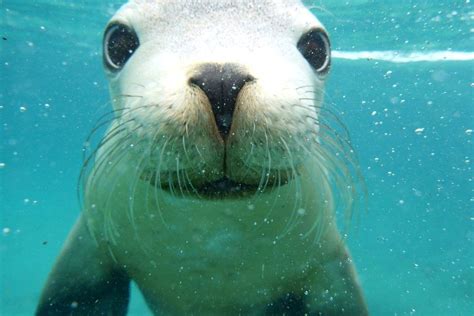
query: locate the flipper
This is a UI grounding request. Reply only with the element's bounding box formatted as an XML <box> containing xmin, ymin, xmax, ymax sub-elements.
<box><xmin>304</xmin><ymin>246</ymin><xmax>369</xmax><ymax>316</ymax></box>
<box><xmin>265</xmin><ymin>246</ymin><xmax>368</xmax><ymax>316</ymax></box>
<box><xmin>265</xmin><ymin>293</ymin><xmax>309</xmax><ymax>315</ymax></box>
<box><xmin>36</xmin><ymin>214</ymin><xmax>130</xmax><ymax>315</ymax></box>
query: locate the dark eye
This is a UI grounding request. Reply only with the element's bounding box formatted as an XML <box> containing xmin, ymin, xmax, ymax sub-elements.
<box><xmin>103</xmin><ymin>23</ymin><xmax>140</xmax><ymax>71</ymax></box>
<box><xmin>297</xmin><ymin>29</ymin><xmax>331</xmax><ymax>74</ymax></box>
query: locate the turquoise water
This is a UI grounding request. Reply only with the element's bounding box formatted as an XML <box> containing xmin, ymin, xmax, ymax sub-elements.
<box><xmin>1</xmin><ymin>1</ymin><xmax>473</xmax><ymax>315</ymax></box>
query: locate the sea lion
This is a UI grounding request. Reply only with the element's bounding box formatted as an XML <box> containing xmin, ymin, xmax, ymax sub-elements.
<box><xmin>36</xmin><ymin>0</ymin><xmax>368</xmax><ymax>315</ymax></box>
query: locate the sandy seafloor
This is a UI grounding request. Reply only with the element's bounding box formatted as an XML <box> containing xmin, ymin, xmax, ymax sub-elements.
<box><xmin>1</xmin><ymin>1</ymin><xmax>473</xmax><ymax>315</ymax></box>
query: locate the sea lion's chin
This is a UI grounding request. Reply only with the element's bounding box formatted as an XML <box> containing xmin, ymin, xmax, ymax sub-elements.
<box><xmin>143</xmin><ymin>167</ymin><xmax>296</xmax><ymax>199</ymax></box>
<box><xmin>168</xmin><ymin>177</ymin><xmax>260</xmax><ymax>199</ymax></box>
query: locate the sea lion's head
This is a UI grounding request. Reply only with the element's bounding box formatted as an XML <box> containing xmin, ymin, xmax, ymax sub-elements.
<box><xmin>88</xmin><ymin>0</ymin><xmax>358</xmax><ymax>202</ymax></box>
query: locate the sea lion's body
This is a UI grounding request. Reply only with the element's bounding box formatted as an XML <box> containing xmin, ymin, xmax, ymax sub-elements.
<box><xmin>37</xmin><ymin>1</ymin><xmax>368</xmax><ymax>315</ymax></box>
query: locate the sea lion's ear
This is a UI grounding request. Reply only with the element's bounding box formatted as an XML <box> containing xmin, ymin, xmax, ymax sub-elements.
<box><xmin>35</xmin><ymin>215</ymin><xmax>130</xmax><ymax>315</ymax></box>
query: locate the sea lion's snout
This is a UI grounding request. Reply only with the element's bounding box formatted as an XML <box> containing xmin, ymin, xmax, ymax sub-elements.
<box><xmin>189</xmin><ymin>63</ymin><xmax>254</xmax><ymax>140</ymax></box>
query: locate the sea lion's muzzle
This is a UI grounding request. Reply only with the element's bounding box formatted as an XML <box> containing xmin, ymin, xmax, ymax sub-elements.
<box><xmin>189</xmin><ymin>63</ymin><xmax>255</xmax><ymax>140</ymax></box>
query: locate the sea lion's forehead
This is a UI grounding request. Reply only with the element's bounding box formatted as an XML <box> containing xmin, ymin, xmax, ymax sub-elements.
<box><xmin>128</xmin><ymin>0</ymin><xmax>306</xmax><ymax>13</ymax></box>
<box><xmin>112</xmin><ymin>0</ymin><xmax>322</xmax><ymax>43</ymax></box>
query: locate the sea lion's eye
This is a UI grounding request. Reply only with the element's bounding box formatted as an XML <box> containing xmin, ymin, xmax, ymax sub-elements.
<box><xmin>297</xmin><ymin>29</ymin><xmax>331</xmax><ymax>74</ymax></box>
<box><xmin>103</xmin><ymin>23</ymin><xmax>140</xmax><ymax>71</ymax></box>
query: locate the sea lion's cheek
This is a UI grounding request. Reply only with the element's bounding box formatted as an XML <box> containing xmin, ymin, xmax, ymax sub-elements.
<box><xmin>226</xmin><ymin>84</ymin><xmax>316</xmax><ymax>184</ymax></box>
<box><xmin>111</xmin><ymin>76</ymin><xmax>226</xmax><ymax>183</ymax></box>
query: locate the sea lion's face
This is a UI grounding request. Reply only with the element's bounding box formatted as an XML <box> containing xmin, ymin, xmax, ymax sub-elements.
<box><xmin>101</xmin><ymin>0</ymin><xmax>331</xmax><ymax>198</ymax></box>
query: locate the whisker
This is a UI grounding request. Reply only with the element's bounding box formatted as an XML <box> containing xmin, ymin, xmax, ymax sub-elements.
<box><xmin>153</xmin><ymin>137</ymin><xmax>171</xmax><ymax>229</ymax></box>
<box><xmin>175</xmin><ymin>155</ymin><xmax>186</xmax><ymax>197</ymax></box>
<box><xmin>129</xmin><ymin>82</ymin><xmax>146</xmax><ymax>89</ymax></box>
<box><xmin>127</xmin><ymin>140</ymin><xmax>153</xmax><ymax>240</ymax></box>
<box><xmin>88</xmin><ymin>124</ymin><xmax>140</xmax><ymax>182</ymax></box>
<box><xmin>295</xmin><ymin>101</ymin><xmax>351</xmax><ymax>139</ymax></box>
<box><xmin>81</xmin><ymin>106</ymin><xmax>145</xmax><ymax>160</ymax></box>
<box><xmin>278</xmin><ymin>136</ymin><xmax>302</xmax><ymax>237</ymax></box>
<box><xmin>95</xmin><ymin>136</ymin><xmax>141</xmax><ymax>244</ymax></box>
<box><xmin>116</xmin><ymin>94</ymin><xmax>144</xmax><ymax>99</ymax></box>
<box><xmin>238</xmin><ymin>121</ymin><xmax>258</xmax><ymax>180</ymax></box>
<box><xmin>182</xmin><ymin>135</ymin><xmax>201</xmax><ymax>197</ymax></box>
<box><xmin>78</xmin><ymin>121</ymin><xmax>135</xmax><ymax>204</ymax></box>
<box><xmin>261</xmin><ymin>129</ymin><xmax>272</xmax><ymax>192</ymax></box>
<box><xmin>255</xmin><ymin>131</ymin><xmax>269</xmax><ymax>196</ymax></box>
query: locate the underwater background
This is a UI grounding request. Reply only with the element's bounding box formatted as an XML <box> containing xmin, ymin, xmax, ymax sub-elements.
<box><xmin>1</xmin><ymin>0</ymin><xmax>473</xmax><ymax>315</ymax></box>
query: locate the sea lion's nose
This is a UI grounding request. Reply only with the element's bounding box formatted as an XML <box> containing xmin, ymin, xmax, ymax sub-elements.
<box><xmin>189</xmin><ymin>63</ymin><xmax>254</xmax><ymax>139</ymax></box>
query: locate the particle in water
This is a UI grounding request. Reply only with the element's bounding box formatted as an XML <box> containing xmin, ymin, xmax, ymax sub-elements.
<box><xmin>465</xmin><ymin>129</ymin><xmax>473</xmax><ymax>136</ymax></box>
<box><xmin>414</xmin><ymin>128</ymin><xmax>425</xmax><ymax>135</ymax></box>
<box><xmin>19</xmin><ymin>106</ymin><xmax>27</xmax><ymax>112</ymax></box>
<box><xmin>297</xmin><ymin>208</ymin><xmax>306</xmax><ymax>216</ymax></box>
<box><xmin>0</xmin><ymin>162</ymin><xmax>5</xmax><ymax>169</ymax></box>
<box><xmin>371</xmin><ymin>111</ymin><xmax>377</xmax><ymax>116</ymax></box>
<box><xmin>2</xmin><ymin>227</ymin><xmax>11</xmax><ymax>236</ymax></box>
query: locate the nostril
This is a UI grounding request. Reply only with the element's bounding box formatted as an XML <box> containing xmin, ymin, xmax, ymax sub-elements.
<box><xmin>189</xmin><ymin>63</ymin><xmax>254</xmax><ymax>139</ymax></box>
